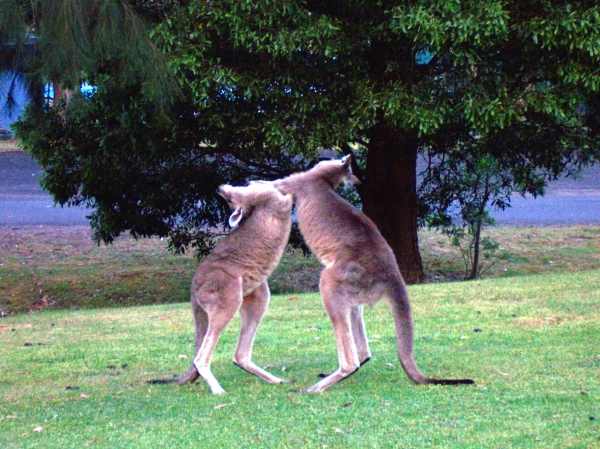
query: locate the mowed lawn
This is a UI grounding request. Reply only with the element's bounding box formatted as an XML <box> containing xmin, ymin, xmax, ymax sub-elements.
<box><xmin>1</xmin><ymin>269</ymin><xmax>599</xmax><ymax>448</ymax></box>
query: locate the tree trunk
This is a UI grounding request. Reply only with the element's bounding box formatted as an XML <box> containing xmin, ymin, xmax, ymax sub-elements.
<box><xmin>468</xmin><ymin>178</ymin><xmax>491</xmax><ymax>280</ymax></box>
<box><xmin>361</xmin><ymin>121</ymin><xmax>425</xmax><ymax>284</ymax></box>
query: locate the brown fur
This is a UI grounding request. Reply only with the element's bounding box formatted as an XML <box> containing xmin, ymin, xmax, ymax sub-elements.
<box><xmin>149</xmin><ymin>183</ymin><xmax>293</xmax><ymax>394</ymax></box>
<box><xmin>269</xmin><ymin>156</ymin><xmax>473</xmax><ymax>392</ymax></box>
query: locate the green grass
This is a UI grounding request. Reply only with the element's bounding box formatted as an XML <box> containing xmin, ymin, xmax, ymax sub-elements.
<box><xmin>1</xmin><ymin>270</ymin><xmax>599</xmax><ymax>448</ymax></box>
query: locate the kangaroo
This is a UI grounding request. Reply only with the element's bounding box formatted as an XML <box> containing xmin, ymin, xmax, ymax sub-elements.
<box><xmin>267</xmin><ymin>155</ymin><xmax>473</xmax><ymax>392</ymax></box>
<box><xmin>149</xmin><ymin>183</ymin><xmax>293</xmax><ymax>394</ymax></box>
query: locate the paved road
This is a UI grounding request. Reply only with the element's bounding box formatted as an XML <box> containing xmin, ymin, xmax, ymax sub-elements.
<box><xmin>0</xmin><ymin>150</ymin><xmax>90</xmax><ymax>226</ymax></box>
<box><xmin>1</xmin><ymin>149</ymin><xmax>599</xmax><ymax>227</ymax></box>
<box><xmin>490</xmin><ymin>164</ymin><xmax>600</xmax><ymax>225</ymax></box>
<box><xmin>491</xmin><ymin>190</ymin><xmax>600</xmax><ymax>225</ymax></box>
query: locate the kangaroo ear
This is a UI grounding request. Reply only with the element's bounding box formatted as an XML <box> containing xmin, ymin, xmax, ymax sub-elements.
<box><xmin>344</xmin><ymin>174</ymin><xmax>361</xmax><ymax>186</ymax></box>
<box><xmin>340</xmin><ymin>155</ymin><xmax>359</xmax><ymax>185</ymax></box>
<box><xmin>228</xmin><ymin>206</ymin><xmax>244</xmax><ymax>228</ymax></box>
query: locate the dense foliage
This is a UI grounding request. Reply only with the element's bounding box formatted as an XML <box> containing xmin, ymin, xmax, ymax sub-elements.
<box><xmin>0</xmin><ymin>0</ymin><xmax>177</xmax><ymax>103</ymax></box>
<box><xmin>7</xmin><ymin>1</ymin><xmax>600</xmax><ymax>281</ymax></box>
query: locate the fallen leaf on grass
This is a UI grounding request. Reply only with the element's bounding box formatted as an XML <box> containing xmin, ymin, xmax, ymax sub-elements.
<box><xmin>214</xmin><ymin>402</ymin><xmax>235</xmax><ymax>410</ymax></box>
<box><xmin>158</xmin><ymin>316</ymin><xmax>171</xmax><ymax>321</ymax></box>
<box><xmin>85</xmin><ymin>438</ymin><xmax>105</xmax><ymax>445</ymax></box>
<box><xmin>289</xmin><ymin>296</ymin><xmax>299</xmax><ymax>301</ymax></box>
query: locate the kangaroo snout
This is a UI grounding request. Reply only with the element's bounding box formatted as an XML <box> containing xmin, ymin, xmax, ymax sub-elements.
<box><xmin>217</xmin><ymin>185</ymin><xmax>234</xmax><ymax>201</ymax></box>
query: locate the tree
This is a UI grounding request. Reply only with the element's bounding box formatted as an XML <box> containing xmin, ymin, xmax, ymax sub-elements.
<box><xmin>0</xmin><ymin>0</ymin><xmax>177</xmax><ymax>107</ymax></box>
<box><xmin>12</xmin><ymin>1</ymin><xmax>600</xmax><ymax>283</ymax></box>
<box><xmin>421</xmin><ymin>154</ymin><xmax>507</xmax><ymax>280</ymax></box>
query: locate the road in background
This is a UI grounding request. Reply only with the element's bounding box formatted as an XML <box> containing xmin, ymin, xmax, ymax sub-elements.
<box><xmin>491</xmin><ymin>190</ymin><xmax>600</xmax><ymax>225</ymax></box>
<box><xmin>491</xmin><ymin>164</ymin><xmax>600</xmax><ymax>225</ymax></box>
<box><xmin>1</xmin><ymin>148</ymin><xmax>599</xmax><ymax>227</ymax></box>
<box><xmin>0</xmin><ymin>150</ymin><xmax>90</xmax><ymax>226</ymax></box>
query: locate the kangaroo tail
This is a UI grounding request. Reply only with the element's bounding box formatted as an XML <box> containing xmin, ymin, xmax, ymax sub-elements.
<box><xmin>147</xmin><ymin>364</ymin><xmax>199</xmax><ymax>385</ymax></box>
<box><xmin>427</xmin><ymin>378</ymin><xmax>474</xmax><ymax>385</ymax></box>
<box><xmin>389</xmin><ymin>282</ymin><xmax>474</xmax><ymax>386</ymax></box>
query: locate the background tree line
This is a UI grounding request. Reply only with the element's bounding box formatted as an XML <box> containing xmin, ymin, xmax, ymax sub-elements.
<box><xmin>2</xmin><ymin>0</ymin><xmax>599</xmax><ymax>283</ymax></box>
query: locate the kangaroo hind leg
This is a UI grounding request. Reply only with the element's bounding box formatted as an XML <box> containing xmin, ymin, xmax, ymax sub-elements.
<box><xmin>176</xmin><ymin>298</ymin><xmax>210</xmax><ymax>384</ymax></box>
<box><xmin>147</xmin><ymin>296</ymin><xmax>208</xmax><ymax>385</ymax></box>
<box><xmin>351</xmin><ymin>304</ymin><xmax>371</xmax><ymax>365</ymax></box>
<box><xmin>305</xmin><ymin>273</ymin><xmax>361</xmax><ymax>393</ymax></box>
<box><xmin>233</xmin><ymin>281</ymin><xmax>287</xmax><ymax>384</ymax></box>
<box><xmin>193</xmin><ymin>282</ymin><xmax>244</xmax><ymax>395</ymax></box>
<box><xmin>317</xmin><ymin>304</ymin><xmax>370</xmax><ymax>379</ymax></box>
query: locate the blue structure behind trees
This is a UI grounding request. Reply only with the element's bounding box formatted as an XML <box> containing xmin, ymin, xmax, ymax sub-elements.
<box><xmin>0</xmin><ymin>72</ymin><xmax>30</xmax><ymax>137</ymax></box>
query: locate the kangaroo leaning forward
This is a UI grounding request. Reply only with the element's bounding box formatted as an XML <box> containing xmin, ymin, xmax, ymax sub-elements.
<box><xmin>149</xmin><ymin>183</ymin><xmax>293</xmax><ymax>394</ymax></box>
<box><xmin>268</xmin><ymin>155</ymin><xmax>474</xmax><ymax>393</ymax></box>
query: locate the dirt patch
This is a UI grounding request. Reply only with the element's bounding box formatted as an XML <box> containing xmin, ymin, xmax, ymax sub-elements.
<box><xmin>0</xmin><ymin>225</ymin><xmax>95</xmax><ymax>256</ymax></box>
<box><xmin>0</xmin><ymin>139</ymin><xmax>22</xmax><ymax>153</ymax></box>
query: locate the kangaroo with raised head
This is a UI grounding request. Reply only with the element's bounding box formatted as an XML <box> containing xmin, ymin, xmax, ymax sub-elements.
<box><xmin>267</xmin><ymin>155</ymin><xmax>473</xmax><ymax>392</ymax></box>
<box><xmin>149</xmin><ymin>183</ymin><xmax>293</xmax><ymax>394</ymax></box>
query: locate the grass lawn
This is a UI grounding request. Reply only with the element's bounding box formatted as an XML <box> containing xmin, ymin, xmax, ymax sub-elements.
<box><xmin>1</xmin><ymin>269</ymin><xmax>599</xmax><ymax>448</ymax></box>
